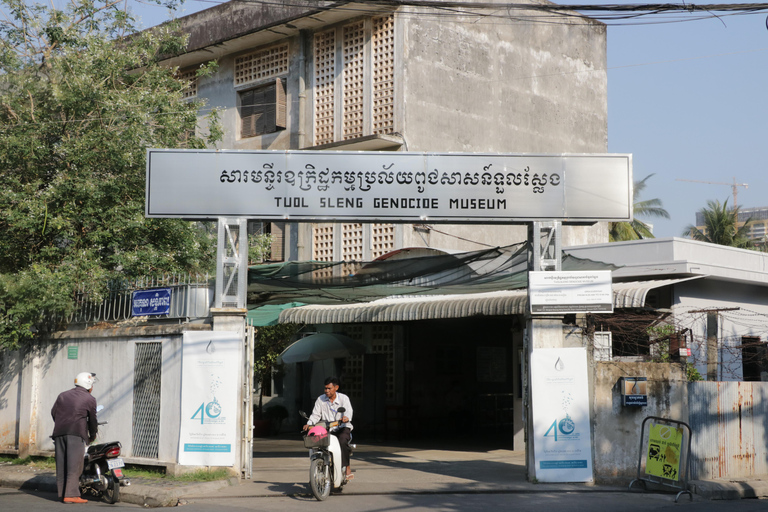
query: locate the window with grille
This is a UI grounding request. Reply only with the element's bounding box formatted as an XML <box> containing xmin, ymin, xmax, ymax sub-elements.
<box><xmin>313</xmin><ymin>15</ymin><xmax>395</xmax><ymax>145</ymax></box>
<box><xmin>341</xmin><ymin>324</ymin><xmax>394</xmax><ymax>403</ymax></box>
<box><xmin>313</xmin><ymin>224</ymin><xmax>335</xmax><ymax>280</ymax></box>
<box><xmin>371</xmin><ymin>324</ymin><xmax>395</xmax><ymax>402</ymax></box>
<box><xmin>234</xmin><ymin>44</ymin><xmax>289</xmax><ymax>86</ymax></box>
<box><xmin>176</xmin><ymin>68</ymin><xmax>198</xmax><ymax>99</ymax></box>
<box><xmin>343</xmin><ymin>325</ymin><xmax>365</xmax><ymax>402</ymax></box>
<box><xmin>371</xmin><ymin>224</ymin><xmax>395</xmax><ymax>259</ymax></box>
<box><xmin>133</xmin><ymin>342</ymin><xmax>162</xmax><ymax>459</ymax></box>
<box><xmin>239</xmin><ymin>78</ymin><xmax>286</xmax><ymax>138</ymax></box>
<box><xmin>372</xmin><ymin>16</ymin><xmax>395</xmax><ymax>134</ymax></box>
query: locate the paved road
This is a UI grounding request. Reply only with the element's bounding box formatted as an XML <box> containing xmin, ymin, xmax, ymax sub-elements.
<box><xmin>3</xmin><ymin>487</ymin><xmax>768</xmax><ymax>511</ymax></box>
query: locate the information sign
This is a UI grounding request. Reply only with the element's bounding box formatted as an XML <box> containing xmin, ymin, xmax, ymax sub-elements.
<box><xmin>646</xmin><ymin>423</ymin><xmax>684</xmax><ymax>481</ymax></box>
<box><xmin>146</xmin><ymin>150</ymin><xmax>632</xmax><ymax>223</ymax></box>
<box><xmin>529</xmin><ymin>271</ymin><xmax>613</xmax><ymax>314</ymax></box>
<box><xmin>132</xmin><ymin>288</ymin><xmax>172</xmax><ymax>316</ymax></box>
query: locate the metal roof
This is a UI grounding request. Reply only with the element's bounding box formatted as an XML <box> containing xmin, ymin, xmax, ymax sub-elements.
<box><xmin>279</xmin><ymin>290</ymin><xmax>529</xmax><ymax>324</ymax></box>
<box><xmin>278</xmin><ymin>277</ymin><xmax>705</xmax><ymax>324</ymax></box>
<box><xmin>612</xmin><ymin>277</ymin><xmax>704</xmax><ymax>308</ymax></box>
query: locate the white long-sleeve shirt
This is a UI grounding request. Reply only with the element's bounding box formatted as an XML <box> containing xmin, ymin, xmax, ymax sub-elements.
<box><xmin>308</xmin><ymin>392</ymin><xmax>353</xmax><ymax>431</ymax></box>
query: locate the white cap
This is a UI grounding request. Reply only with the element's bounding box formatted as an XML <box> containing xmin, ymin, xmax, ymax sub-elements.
<box><xmin>74</xmin><ymin>372</ymin><xmax>96</xmax><ymax>390</ymax></box>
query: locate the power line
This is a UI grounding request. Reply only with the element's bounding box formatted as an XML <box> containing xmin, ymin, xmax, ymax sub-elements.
<box><xmin>158</xmin><ymin>0</ymin><xmax>768</xmax><ymax>26</ymax></box>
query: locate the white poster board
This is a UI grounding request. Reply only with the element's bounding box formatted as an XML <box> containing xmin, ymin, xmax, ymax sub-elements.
<box><xmin>179</xmin><ymin>331</ymin><xmax>242</xmax><ymax>466</ymax></box>
<box><xmin>529</xmin><ymin>271</ymin><xmax>613</xmax><ymax>314</ymax></box>
<box><xmin>531</xmin><ymin>347</ymin><xmax>593</xmax><ymax>482</ymax></box>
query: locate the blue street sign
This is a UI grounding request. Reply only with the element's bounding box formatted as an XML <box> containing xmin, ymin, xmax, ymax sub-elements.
<box><xmin>132</xmin><ymin>288</ymin><xmax>172</xmax><ymax>316</ymax></box>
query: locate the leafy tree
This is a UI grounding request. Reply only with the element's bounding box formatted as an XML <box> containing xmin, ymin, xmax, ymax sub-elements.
<box><xmin>609</xmin><ymin>173</ymin><xmax>670</xmax><ymax>242</ymax></box>
<box><xmin>0</xmin><ymin>0</ymin><xmax>221</xmax><ymax>349</ymax></box>
<box><xmin>682</xmin><ymin>199</ymin><xmax>753</xmax><ymax>248</ymax></box>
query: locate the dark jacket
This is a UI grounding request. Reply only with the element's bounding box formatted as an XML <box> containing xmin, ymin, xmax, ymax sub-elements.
<box><xmin>51</xmin><ymin>386</ymin><xmax>98</xmax><ymax>443</ymax></box>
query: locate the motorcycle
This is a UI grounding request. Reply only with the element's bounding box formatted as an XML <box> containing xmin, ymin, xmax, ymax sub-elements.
<box><xmin>79</xmin><ymin>406</ymin><xmax>131</xmax><ymax>504</ymax></box>
<box><xmin>300</xmin><ymin>407</ymin><xmax>355</xmax><ymax>501</ymax></box>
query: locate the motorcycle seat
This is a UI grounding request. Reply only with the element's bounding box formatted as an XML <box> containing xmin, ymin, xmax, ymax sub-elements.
<box><xmin>87</xmin><ymin>441</ymin><xmax>121</xmax><ymax>456</ymax></box>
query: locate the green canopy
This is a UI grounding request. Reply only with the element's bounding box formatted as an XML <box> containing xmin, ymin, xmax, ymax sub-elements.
<box><xmin>247</xmin><ymin>302</ymin><xmax>306</xmax><ymax>326</ymax></box>
<box><xmin>247</xmin><ymin>242</ymin><xmax>619</xmax><ymax>307</ymax></box>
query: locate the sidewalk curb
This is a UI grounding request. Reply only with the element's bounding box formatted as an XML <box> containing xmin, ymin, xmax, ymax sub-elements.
<box><xmin>120</xmin><ymin>478</ymin><xmax>237</xmax><ymax>508</ymax></box>
<box><xmin>4</xmin><ymin>464</ymin><xmax>768</xmax><ymax>505</ymax></box>
<box><xmin>0</xmin><ymin>468</ymin><xmax>236</xmax><ymax>507</ymax></box>
<box><xmin>689</xmin><ymin>478</ymin><xmax>768</xmax><ymax>500</ymax></box>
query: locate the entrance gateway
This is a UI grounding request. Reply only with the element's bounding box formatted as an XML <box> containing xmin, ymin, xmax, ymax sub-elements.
<box><xmin>146</xmin><ymin>149</ymin><xmax>633</xmax><ymax>483</ymax></box>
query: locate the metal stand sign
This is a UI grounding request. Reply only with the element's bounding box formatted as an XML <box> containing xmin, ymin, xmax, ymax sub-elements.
<box><xmin>629</xmin><ymin>416</ymin><xmax>692</xmax><ymax>502</ymax></box>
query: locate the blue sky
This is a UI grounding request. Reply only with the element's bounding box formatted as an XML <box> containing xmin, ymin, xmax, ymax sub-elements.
<box><xmin>127</xmin><ymin>1</ymin><xmax>768</xmax><ymax>238</ymax></box>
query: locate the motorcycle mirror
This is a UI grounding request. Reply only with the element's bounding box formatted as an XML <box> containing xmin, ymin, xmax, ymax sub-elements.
<box><xmin>337</xmin><ymin>407</ymin><xmax>346</xmax><ymax>414</ymax></box>
<box><xmin>96</xmin><ymin>405</ymin><xmax>104</xmax><ymax>413</ymax></box>
<box><xmin>299</xmin><ymin>411</ymin><xmax>309</xmax><ymax>419</ymax></box>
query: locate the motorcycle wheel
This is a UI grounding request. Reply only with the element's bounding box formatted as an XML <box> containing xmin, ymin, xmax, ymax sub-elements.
<box><xmin>309</xmin><ymin>458</ymin><xmax>330</xmax><ymax>501</ymax></box>
<box><xmin>103</xmin><ymin>474</ymin><xmax>120</xmax><ymax>504</ymax></box>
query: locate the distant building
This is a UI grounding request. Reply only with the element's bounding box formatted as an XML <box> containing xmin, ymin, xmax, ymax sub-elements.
<box><xmin>695</xmin><ymin>206</ymin><xmax>768</xmax><ymax>241</ymax></box>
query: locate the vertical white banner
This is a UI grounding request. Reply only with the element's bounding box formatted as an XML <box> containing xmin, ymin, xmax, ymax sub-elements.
<box><xmin>179</xmin><ymin>331</ymin><xmax>242</xmax><ymax>466</ymax></box>
<box><xmin>531</xmin><ymin>347</ymin><xmax>593</xmax><ymax>482</ymax></box>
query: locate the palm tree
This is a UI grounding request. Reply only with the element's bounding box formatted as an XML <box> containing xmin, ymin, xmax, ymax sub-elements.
<box><xmin>682</xmin><ymin>199</ymin><xmax>754</xmax><ymax>248</ymax></box>
<box><xmin>609</xmin><ymin>173</ymin><xmax>670</xmax><ymax>242</ymax></box>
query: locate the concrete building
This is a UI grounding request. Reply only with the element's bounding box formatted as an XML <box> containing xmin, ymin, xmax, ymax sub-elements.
<box><xmin>567</xmin><ymin>237</ymin><xmax>768</xmax><ymax>382</ymax></box>
<box><xmin>162</xmin><ymin>0</ymin><xmax>610</xmax><ymax>260</ymax></box>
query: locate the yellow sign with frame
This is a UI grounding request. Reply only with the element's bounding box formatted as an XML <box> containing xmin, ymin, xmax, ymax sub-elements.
<box><xmin>646</xmin><ymin>423</ymin><xmax>684</xmax><ymax>481</ymax></box>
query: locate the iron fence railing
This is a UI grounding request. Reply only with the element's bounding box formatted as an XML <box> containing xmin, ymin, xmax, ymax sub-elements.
<box><xmin>55</xmin><ymin>273</ymin><xmax>214</xmax><ymax>325</ymax></box>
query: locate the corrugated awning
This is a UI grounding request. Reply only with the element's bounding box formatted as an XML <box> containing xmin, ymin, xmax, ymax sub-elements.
<box><xmin>278</xmin><ymin>277</ymin><xmax>706</xmax><ymax>324</ymax></box>
<box><xmin>612</xmin><ymin>277</ymin><xmax>704</xmax><ymax>308</ymax></box>
<box><xmin>279</xmin><ymin>290</ymin><xmax>529</xmax><ymax>324</ymax></box>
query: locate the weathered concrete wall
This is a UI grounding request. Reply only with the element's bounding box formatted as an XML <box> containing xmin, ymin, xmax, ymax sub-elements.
<box><xmin>0</xmin><ymin>349</ymin><xmax>22</xmax><ymax>453</ymax></box>
<box><xmin>33</xmin><ymin>329</ymin><xmax>190</xmax><ymax>467</ymax></box>
<box><xmin>401</xmin><ymin>5</ymin><xmax>607</xmax><ymax>153</ymax></box>
<box><xmin>591</xmin><ymin>362</ymin><xmax>688</xmax><ymax>484</ymax></box>
<box><xmin>1</xmin><ymin>325</ymin><xmax>211</xmax><ymax>470</ymax></box>
<box><xmin>400</xmin><ymin>4</ymin><xmax>609</xmax><ymax>247</ymax></box>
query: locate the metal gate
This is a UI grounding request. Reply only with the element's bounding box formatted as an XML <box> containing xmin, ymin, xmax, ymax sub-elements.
<box><xmin>133</xmin><ymin>342</ymin><xmax>162</xmax><ymax>459</ymax></box>
<box><xmin>688</xmin><ymin>381</ymin><xmax>768</xmax><ymax>480</ymax></box>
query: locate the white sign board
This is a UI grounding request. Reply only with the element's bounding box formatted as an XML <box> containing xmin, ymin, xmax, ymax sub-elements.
<box><xmin>146</xmin><ymin>150</ymin><xmax>632</xmax><ymax>223</ymax></box>
<box><xmin>531</xmin><ymin>347</ymin><xmax>594</xmax><ymax>482</ymax></box>
<box><xmin>529</xmin><ymin>271</ymin><xmax>613</xmax><ymax>314</ymax></box>
<box><xmin>179</xmin><ymin>331</ymin><xmax>241</xmax><ymax>466</ymax></box>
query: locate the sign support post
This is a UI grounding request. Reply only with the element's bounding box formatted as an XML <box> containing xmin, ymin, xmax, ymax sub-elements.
<box><xmin>215</xmin><ymin>218</ymin><xmax>248</xmax><ymax>309</ymax></box>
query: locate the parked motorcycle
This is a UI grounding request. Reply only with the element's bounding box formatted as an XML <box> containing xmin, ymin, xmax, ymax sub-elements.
<box><xmin>300</xmin><ymin>407</ymin><xmax>355</xmax><ymax>501</ymax></box>
<box><xmin>80</xmin><ymin>406</ymin><xmax>131</xmax><ymax>504</ymax></box>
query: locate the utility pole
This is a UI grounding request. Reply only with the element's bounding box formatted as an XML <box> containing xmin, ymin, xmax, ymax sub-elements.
<box><xmin>675</xmin><ymin>177</ymin><xmax>748</xmax><ymax>208</ymax></box>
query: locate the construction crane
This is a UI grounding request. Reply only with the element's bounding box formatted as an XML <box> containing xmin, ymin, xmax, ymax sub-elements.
<box><xmin>675</xmin><ymin>177</ymin><xmax>749</xmax><ymax>208</ymax></box>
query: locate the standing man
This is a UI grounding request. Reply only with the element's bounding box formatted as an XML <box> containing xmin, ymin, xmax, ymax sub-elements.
<box><xmin>51</xmin><ymin>372</ymin><xmax>99</xmax><ymax>504</ymax></box>
<box><xmin>303</xmin><ymin>377</ymin><xmax>354</xmax><ymax>480</ymax></box>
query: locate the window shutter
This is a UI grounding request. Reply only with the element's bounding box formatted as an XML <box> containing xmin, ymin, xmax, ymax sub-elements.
<box><xmin>240</xmin><ymin>78</ymin><xmax>286</xmax><ymax>138</ymax></box>
<box><xmin>274</xmin><ymin>78</ymin><xmax>286</xmax><ymax>130</ymax></box>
